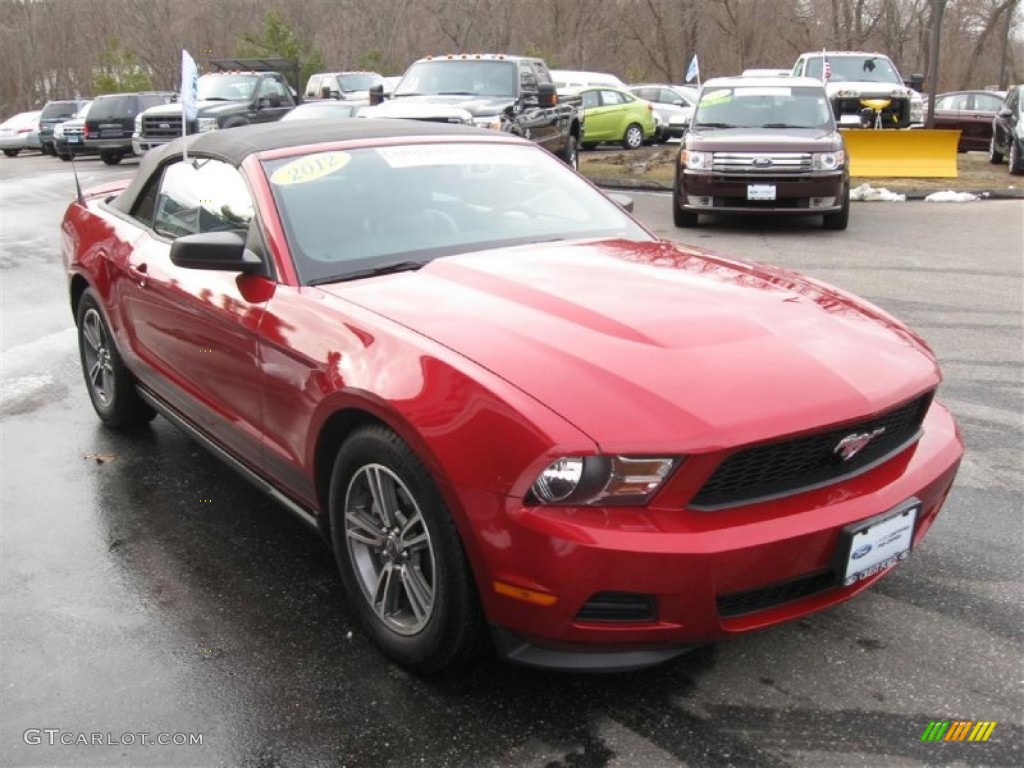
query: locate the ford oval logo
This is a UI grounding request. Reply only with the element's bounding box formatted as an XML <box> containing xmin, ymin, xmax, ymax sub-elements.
<box><xmin>752</xmin><ymin>157</ymin><xmax>773</xmax><ymax>167</ymax></box>
<box><xmin>159</xmin><ymin>122</ymin><xmax>170</xmax><ymax>129</ymax></box>
<box><xmin>852</xmin><ymin>544</ymin><xmax>872</xmax><ymax>559</ymax></box>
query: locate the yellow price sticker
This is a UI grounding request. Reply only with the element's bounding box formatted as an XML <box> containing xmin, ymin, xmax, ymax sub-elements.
<box><xmin>699</xmin><ymin>89</ymin><xmax>733</xmax><ymax>106</ymax></box>
<box><xmin>270</xmin><ymin>151</ymin><xmax>351</xmax><ymax>185</ymax></box>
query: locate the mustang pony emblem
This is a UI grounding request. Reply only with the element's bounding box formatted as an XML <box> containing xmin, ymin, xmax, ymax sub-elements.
<box><xmin>834</xmin><ymin>427</ymin><xmax>887</xmax><ymax>461</ymax></box>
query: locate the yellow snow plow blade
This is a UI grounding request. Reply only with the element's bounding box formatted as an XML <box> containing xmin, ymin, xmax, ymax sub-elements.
<box><xmin>842</xmin><ymin>129</ymin><xmax>961</xmax><ymax>178</ymax></box>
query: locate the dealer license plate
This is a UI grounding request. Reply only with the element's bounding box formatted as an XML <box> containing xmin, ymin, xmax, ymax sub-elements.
<box><xmin>67</xmin><ymin>136</ymin><xmax>80</xmax><ymax>143</ymax></box>
<box><xmin>747</xmin><ymin>184</ymin><xmax>776</xmax><ymax>201</ymax></box>
<box><xmin>842</xmin><ymin>501</ymin><xmax>918</xmax><ymax>586</ymax></box>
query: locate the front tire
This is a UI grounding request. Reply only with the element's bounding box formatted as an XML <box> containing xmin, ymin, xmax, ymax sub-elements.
<box><xmin>622</xmin><ymin>123</ymin><xmax>644</xmax><ymax>149</ymax></box>
<box><xmin>560</xmin><ymin>133</ymin><xmax>579</xmax><ymax>171</ymax></box>
<box><xmin>3</xmin><ymin>149</ymin><xmax>19</xmax><ymax>157</ymax></box>
<box><xmin>1009</xmin><ymin>140</ymin><xmax>1024</xmax><ymax>175</ymax></box>
<box><xmin>823</xmin><ymin>187</ymin><xmax>851</xmax><ymax>230</ymax></box>
<box><xmin>989</xmin><ymin>136</ymin><xmax>1005</xmax><ymax>164</ymax></box>
<box><xmin>100</xmin><ymin>151</ymin><xmax>123</xmax><ymax>165</ymax></box>
<box><xmin>76</xmin><ymin>289</ymin><xmax>156</xmax><ymax>428</ymax></box>
<box><xmin>328</xmin><ymin>425</ymin><xmax>484</xmax><ymax>673</ymax></box>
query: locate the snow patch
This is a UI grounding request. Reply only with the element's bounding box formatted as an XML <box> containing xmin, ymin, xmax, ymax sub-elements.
<box><xmin>850</xmin><ymin>183</ymin><xmax>905</xmax><ymax>202</ymax></box>
<box><xmin>923</xmin><ymin>190</ymin><xmax>981</xmax><ymax>202</ymax></box>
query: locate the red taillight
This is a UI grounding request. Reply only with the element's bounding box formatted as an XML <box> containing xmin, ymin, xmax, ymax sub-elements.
<box><xmin>83</xmin><ymin>124</ymin><xmax>90</xmax><ymax>138</ymax></box>
<box><xmin>16</xmin><ymin>127</ymin><xmax>30</xmax><ymax>133</ymax></box>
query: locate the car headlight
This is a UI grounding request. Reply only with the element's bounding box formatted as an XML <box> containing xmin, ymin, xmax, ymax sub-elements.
<box><xmin>54</xmin><ymin>124</ymin><xmax>65</xmax><ymax>139</ymax></box>
<box><xmin>530</xmin><ymin>455</ymin><xmax>680</xmax><ymax>506</ymax></box>
<box><xmin>134</xmin><ymin>114</ymin><xmax>143</xmax><ymax>134</ymax></box>
<box><xmin>812</xmin><ymin>150</ymin><xmax>845</xmax><ymax>170</ymax></box>
<box><xmin>837</xmin><ymin>88</ymin><xmax>861</xmax><ymax>98</ymax></box>
<box><xmin>472</xmin><ymin>115</ymin><xmax>503</xmax><ymax>131</ymax></box>
<box><xmin>681</xmin><ymin>149</ymin><xmax>712</xmax><ymax>172</ymax></box>
<box><xmin>197</xmin><ymin>117</ymin><xmax>219</xmax><ymax>133</ymax></box>
<box><xmin>910</xmin><ymin>98</ymin><xmax>923</xmax><ymax>122</ymax></box>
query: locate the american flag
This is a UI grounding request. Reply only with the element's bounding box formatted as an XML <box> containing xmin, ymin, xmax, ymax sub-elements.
<box><xmin>824</xmin><ymin>60</ymin><xmax>832</xmax><ymax>81</ymax></box>
<box><xmin>822</xmin><ymin>49</ymin><xmax>831</xmax><ymax>81</ymax></box>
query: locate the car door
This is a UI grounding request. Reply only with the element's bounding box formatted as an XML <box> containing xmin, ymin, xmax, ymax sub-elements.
<box><xmin>514</xmin><ymin>61</ymin><xmax>560</xmax><ymax>152</ymax></box>
<box><xmin>964</xmin><ymin>92</ymin><xmax>1004</xmax><ymax>150</ymax></box>
<box><xmin>993</xmin><ymin>88</ymin><xmax>1019</xmax><ymax>155</ymax></box>
<box><xmin>254</xmin><ymin>75</ymin><xmax>296</xmax><ymax>122</ymax></box>
<box><xmin>931</xmin><ymin>93</ymin><xmax>966</xmax><ymax>145</ymax></box>
<box><xmin>582</xmin><ymin>89</ymin><xmax>621</xmax><ymax>140</ymax></box>
<box><xmin>116</xmin><ymin>157</ymin><xmax>271</xmax><ymax>467</ymax></box>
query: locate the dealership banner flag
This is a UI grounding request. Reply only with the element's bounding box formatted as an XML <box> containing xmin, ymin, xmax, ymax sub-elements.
<box><xmin>181</xmin><ymin>49</ymin><xmax>199</xmax><ymax>145</ymax></box>
<box><xmin>685</xmin><ymin>54</ymin><xmax>700</xmax><ymax>85</ymax></box>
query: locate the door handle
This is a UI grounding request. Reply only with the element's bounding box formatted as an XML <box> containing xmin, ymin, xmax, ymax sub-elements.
<box><xmin>127</xmin><ymin>263</ymin><xmax>148</xmax><ymax>287</ymax></box>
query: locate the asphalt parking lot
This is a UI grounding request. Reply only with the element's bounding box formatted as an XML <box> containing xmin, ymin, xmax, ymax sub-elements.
<box><xmin>1</xmin><ymin>151</ymin><xmax>1021</xmax><ymax>767</ymax></box>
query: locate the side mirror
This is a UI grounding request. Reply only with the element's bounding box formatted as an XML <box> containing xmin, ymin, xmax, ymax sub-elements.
<box><xmin>257</xmin><ymin>97</ymin><xmax>270</xmax><ymax>109</ymax></box>
<box><xmin>170</xmin><ymin>231</ymin><xmax>264</xmax><ymax>274</ymax></box>
<box><xmin>320</xmin><ymin>86</ymin><xmax>331</xmax><ymax>99</ymax></box>
<box><xmin>368</xmin><ymin>84</ymin><xmax>385</xmax><ymax>106</ymax></box>
<box><xmin>607</xmin><ymin>193</ymin><xmax>634</xmax><ymax>213</ymax></box>
<box><xmin>908</xmin><ymin>73</ymin><xmax>925</xmax><ymax>92</ymax></box>
<box><xmin>998</xmin><ymin>107</ymin><xmax>1013</xmax><ymax>118</ymax></box>
<box><xmin>537</xmin><ymin>83</ymin><xmax>558</xmax><ymax>108</ymax></box>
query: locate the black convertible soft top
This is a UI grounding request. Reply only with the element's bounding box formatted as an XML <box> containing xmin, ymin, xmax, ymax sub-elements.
<box><xmin>110</xmin><ymin>118</ymin><xmax>504</xmax><ymax>215</ymax></box>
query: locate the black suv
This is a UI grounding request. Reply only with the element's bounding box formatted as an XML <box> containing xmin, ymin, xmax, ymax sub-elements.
<box><xmin>84</xmin><ymin>91</ymin><xmax>175</xmax><ymax>165</ymax></box>
<box><xmin>38</xmin><ymin>99</ymin><xmax>89</xmax><ymax>155</ymax></box>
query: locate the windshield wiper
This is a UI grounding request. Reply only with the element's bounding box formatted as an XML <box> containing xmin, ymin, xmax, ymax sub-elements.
<box><xmin>200</xmin><ymin>97</ymin><xmax>232</xmax><ymax>101</ymax></box>
<box><xmin>760</xmin><ymin>123</ymin><xmax>810</xmax><ymax>128</ymax></box>
<box><xmin>693</xmin><ymin>122</ymin><xmax>735</xmax><ymax>129</ymax></box>
<box><xmin>437</xmin><ymin>91</ymin><xmax>475</xmax><ymax>96</ymax></box>
<box><xmin>307</xmin><ymin>260</ymin><xmax>426</xmax><ymax>286</ymax></box>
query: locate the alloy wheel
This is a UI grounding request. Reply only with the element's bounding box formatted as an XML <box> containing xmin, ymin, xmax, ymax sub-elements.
<box><xmin>81</xmin><ymin>308</ymin><xmax>115</xmax><ymax>406</ymax></box>
<box><xmin>344</xmin><ymin>463</ymin><xmax>437</xmax><ymax>635</ymax></box>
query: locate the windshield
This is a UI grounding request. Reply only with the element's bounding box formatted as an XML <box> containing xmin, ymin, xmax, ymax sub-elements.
<box><xmin>394</xmin><ymin>60</ymin><xmax>517</xmax><ymax>98</ymax></box>
<box><xmin>41</xmin><ymin>101</ymin><xmax>80</xmax><ymax>119</ymax></box>
<box><xmin>339</xmin><ymin>73</ymin><xmax>383</xmax><ymax>92</ymax></box>
<box><xmin>264</xmin><ymin>142</ymin><xmax>651</xmax><ymax>285</ymax></box>
<box><xmin>88</xmin><ymin>95</ymin><xmax>134</xmax><ymax>119</ymax></box>
<box><xmin>805</xmin><ymin>55</ymin><xmax>901</xmax><ymax>84</ymax></box>
<box><xmin>694</xmin><ymin>85</ymin><xmax>833</xmax><ymax>129</ymax></box>
<box><xmin>198</xmin><ymin>74</ymin><xmax>259</xmax><ymax>101</ymax></box>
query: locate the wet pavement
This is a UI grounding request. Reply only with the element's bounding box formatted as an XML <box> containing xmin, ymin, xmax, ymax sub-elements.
<box><xmin>1</xmin><ymin>153</ymin><xmax>1021</xmax><ymax>767</ymax></box>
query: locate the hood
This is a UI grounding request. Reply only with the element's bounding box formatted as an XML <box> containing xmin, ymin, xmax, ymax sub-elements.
<box><xmin>364</xmin><ymin>94</ymin><xmax>511</xmax><ymax>118</ymax></box>
<box><xmin>687</xmin><ymin>127</ymin><xmax>842</xmax><ymax>152</ymax></box>
<box><xmin>318</xmin><ymin>240</ymin><xmax>938</xmax><ymax>452</ymax></box>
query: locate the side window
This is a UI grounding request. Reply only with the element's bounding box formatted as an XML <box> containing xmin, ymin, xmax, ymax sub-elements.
<box><xmin>634</xmin><ymin>87</ymin><xmax>657</xmax><ymax>101</ymax></box>
<box><xmin>533</xmin><ymin>61</ymin><xmax>553</xmax><ymax>86</ymax></box>
<box><xmin>581</xmin><ymin>90</ymin><xmax>600</xmax><ymax>109</ymax></box>
<box><xmin>1003</xmin><ymin>89</ymin><xmax>1018</xmax><ymax>113</ymax></box>
<box><xmin>259</xmin><ymin>77</ymin><xmax>293</xmax><ymax>106</ymax></box>
<box><xmin>153</xmin><ymin>159</ymin><xmax>254</xmax><ymax>239</ymax></box>
<box><xmin>600</xmin><ymin>90</ymin><xmax>626</xmax><ymax>106</ymax></box>
<box><xmin>519</xmin><ymin>64</ymin><xmax>538</xmax><ymax>92</ymax></box>
<box><xmin>974</xmin><ymin>93</ymin><xmax>1003</xmax><ymax>112</ymax></box>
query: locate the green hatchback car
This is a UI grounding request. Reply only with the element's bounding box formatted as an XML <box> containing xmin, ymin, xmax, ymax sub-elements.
<box><xmin>577</xmin><ymin>86</ymin><xmax>657</xmax><ymax>149</ymax></box>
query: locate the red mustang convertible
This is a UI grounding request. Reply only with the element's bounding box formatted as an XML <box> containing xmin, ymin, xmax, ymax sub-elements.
<box><xmin>62</xmin><ymin>120</ymin><xmax>962</xmax><ymax>672</ymax></box>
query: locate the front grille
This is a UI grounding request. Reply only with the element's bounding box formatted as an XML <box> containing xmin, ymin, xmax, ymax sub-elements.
<box><xmin>575</xmin><ymin>592</ymin><xmax>657</xmax><ymax>623</ymax></box>
<box><xmin>832</xmin><ymin>96</ymin><xmax>911</xmax><ymax>127</ymax></box>
<box><xmin>691</xmin><ymin>392</ymin><xmax>933</xmax><ymax>510</ymax></box>
<box><xmin>718</xmin><ymin>571</ymin><xmax>836</xmax><ymax>617</ymax></box>
<box><xmin>712</xmin><ymin>152</ymin><xmax>812</xmax><ymax>173</ymax></box>
<box><xmin>142</xmin><ymin>115</ymin><xmax>188</xmax><ymax>139</ymax></box>
<box><xmin>63</xmin><ymin>127</ymin><xmax>83</xmax><ymax>138</ymax></box>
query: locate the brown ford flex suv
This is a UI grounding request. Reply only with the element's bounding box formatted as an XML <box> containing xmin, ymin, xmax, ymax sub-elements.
<box><xmin>673</xmin><ymin>76</ymin><xmax>849</xmax><ymax>230</ymax></box>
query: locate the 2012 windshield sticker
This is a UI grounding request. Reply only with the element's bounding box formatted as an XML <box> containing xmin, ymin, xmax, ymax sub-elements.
<box><xmin>270</xmin><ymin>152</ymin><xmax>351</xmax><ymax>185</ymax></box>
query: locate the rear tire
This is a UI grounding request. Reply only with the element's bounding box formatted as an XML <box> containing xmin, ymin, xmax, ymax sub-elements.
<box><xmin>76</xmin><ymin>289</ymin><xmax>156</xmax><ymax>429</ymax></box>
<box><xmin>58</xmin><ymin>150</ymin><xmax>72</xmax><ymax>161</ymax></box>
<box><xmin>328</xmin><ymin>425</ymin><xmax>484</xmax><ymax>673</ymax></box>
<box><xmin>580</xmin><ymin>141</ymin><xmax>597</xmax><ymax>150</ymax></box>
<box><xmin>988</xmin><ymin>137</ymin><xmax>1004</xmax><ymax>164</ymax></box>
<box><xmin>3</xmin><ymin>149</ymin><xmax>19</xmax><ymax>157</ymax></box>
<box><xmin>1009</xmin><ymin>140</ymin><xmax>1024</xmax><ymax>175</ymax></box>
<box><xmin>100</xmin><ymin>151</ymin><xmax>123</xmax><ymax>165</ymax></box>
<box><xmin>823</xmin><ymin>187</ymin><xmax>851</xmax><ymax>230</ymax></box>
<box><xmin>623</xmin><ymin>123</ymin><xmax>644</xmax><ymax>149</ymax></box>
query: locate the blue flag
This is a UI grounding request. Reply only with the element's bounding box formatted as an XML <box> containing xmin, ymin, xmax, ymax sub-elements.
<box><xmin>685</xmin><ymin>55</ymin><xmax>700</xmax><ymax>83</ymax></box>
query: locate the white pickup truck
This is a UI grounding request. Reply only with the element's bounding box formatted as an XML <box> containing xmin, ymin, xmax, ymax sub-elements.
<box><xmin>791</xmin><ymin>51</ymin><xmax>924</xmax><ymax>128</ymax></box>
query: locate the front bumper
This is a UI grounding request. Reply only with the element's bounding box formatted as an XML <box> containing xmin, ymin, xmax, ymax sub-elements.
<box><xmin>133</xmin><ymin>136</ymin><xmax>171</xmax><ymax>155</ymax></box>
<box><xmin>462</xmin><ymin>402</ymin><xmax>961</xmax><ymax>670</ymax></box>
<box><xmin>678</xmin><ymin>168</ymin><xmax>847</xmax><ymax>216</ymax></box>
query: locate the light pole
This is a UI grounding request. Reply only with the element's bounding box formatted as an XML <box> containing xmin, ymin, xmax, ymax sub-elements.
<box><xmin>926</xmin><ymin>0</ymin><xmax>947</xmax><ymax>129</ymax></box>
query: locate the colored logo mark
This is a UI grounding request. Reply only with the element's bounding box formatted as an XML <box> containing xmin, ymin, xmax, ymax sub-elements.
<box><xmin>920</xmin><ymin>720</ymin><xmax>997</xmax><ymax>742</ymax></box>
